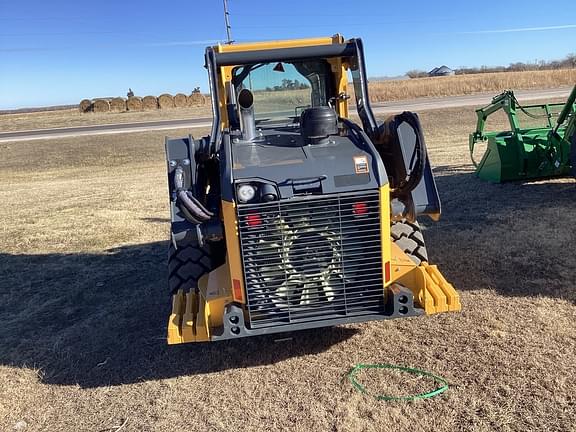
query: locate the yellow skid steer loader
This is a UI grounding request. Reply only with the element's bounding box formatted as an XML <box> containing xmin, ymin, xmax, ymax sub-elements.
<box><xmin>165</xmin><ymin>35</ymin><xmax>460</xmax><ymax>343</ymax></box>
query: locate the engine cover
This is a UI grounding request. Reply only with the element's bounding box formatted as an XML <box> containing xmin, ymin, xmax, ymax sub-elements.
<box><xmin>230</xmin><ymin>127</ymin><xmax>387</xmax><ymax>199</ymax></box>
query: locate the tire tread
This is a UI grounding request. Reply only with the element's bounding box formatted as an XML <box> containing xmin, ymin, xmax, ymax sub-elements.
<box><xmin>391</xmin><ymin>220</ymin><xmax>429</xmax><ymax>265</ymax></box>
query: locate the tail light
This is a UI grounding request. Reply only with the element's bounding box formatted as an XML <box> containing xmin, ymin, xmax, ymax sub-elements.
<box><xmin>353</xmin><ymin>201</ymin><xmax>368</xmax><ymax>215</ymax></box>
<box><xmin>246</xmin><ymin>213</ymin><xmax>262</xmax><ymax>227</ymax></box>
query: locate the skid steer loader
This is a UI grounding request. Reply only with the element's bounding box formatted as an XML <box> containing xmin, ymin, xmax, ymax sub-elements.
<box><xmin>165</xmin><ymin>35</ymin><xmax>460</xmax><ymax>344</ymax></box>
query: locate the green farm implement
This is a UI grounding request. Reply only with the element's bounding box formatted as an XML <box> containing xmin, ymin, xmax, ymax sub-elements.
<box><xmin>470</xmin><ymin>85</ymin><xmax>576</xmax><ymax>182</ymax></box>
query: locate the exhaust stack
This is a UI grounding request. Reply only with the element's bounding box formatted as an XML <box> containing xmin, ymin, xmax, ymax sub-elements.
<box><xmin>237</xmin><ymin>88</ymin><xmax>257</xmax><ymax>141</ymax></box>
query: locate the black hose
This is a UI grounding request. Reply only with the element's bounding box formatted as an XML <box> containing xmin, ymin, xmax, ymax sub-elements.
<box><xmin>511</xmin><ymin>94</ymin><xmax>550</xmax><ymax>119</ymax></box>
<box><xmin>392</xmin><ymin>111</ymin><xmax>427</xmax><ymax>197</ymax></box>
<box><xmin>173</xmin><ymin>166</ymin><xmax>214</xmax><ymax>223</ymax></box>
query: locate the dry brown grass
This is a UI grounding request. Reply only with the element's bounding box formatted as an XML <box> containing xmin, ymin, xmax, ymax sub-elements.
<box><xmin>0</xmin><ymin>105</ymin><xmax>213</xmax><ymax>132</ymax></box>
<box><xmin>0</xmin><ymin>105</ymin><xmax>575</xmax><ymax>432</ymax></box>
<box><xmin>368</xmin><ymin>69</ymin><xmax>576</xmax><ymax>102</ymax></box>
<box><xmin>3</xmin><ymin>69</ymin><xmax>574</xmax><ymax>134</ymax></box>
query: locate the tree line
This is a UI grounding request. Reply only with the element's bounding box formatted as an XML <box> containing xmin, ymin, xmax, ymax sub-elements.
<box><xmin>406</xmin><ymin>53</ymin><xmax>576</xmax><ymax>78</ymax></box>
<box><xmin>262</xmin><ymin>79</ymin><xmax>311</xmax><ymax>92</ymax></box>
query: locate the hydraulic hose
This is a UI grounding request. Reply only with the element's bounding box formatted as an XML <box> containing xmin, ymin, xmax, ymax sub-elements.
<box><xmin>346</xmin><ymin>113</ymin><xmax>426</xmax><ymax>196</ymax></box>
<box><xmin>174</xmin><ymin>166</ymin><xmax>214</xmax><ymax>224</ymax></box>
<box><xmin>177</xmin><ymin>191</ymin><xmax>214</xmax><ymax>222</ymax></box>
<box><xmin>388</xmin><ymin>111</ymin><xmax>427</xmax><ymax>197</ymax></box>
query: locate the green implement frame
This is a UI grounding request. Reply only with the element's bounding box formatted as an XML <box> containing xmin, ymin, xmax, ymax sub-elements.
<box><xmin>469</xmin><ymin>85</ymin><xmax>576</xmax><ymax>182</ymax></box>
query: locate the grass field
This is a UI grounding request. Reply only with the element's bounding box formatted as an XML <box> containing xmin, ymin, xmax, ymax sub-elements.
<box><xmin>1</xmin><ymin>105</ymin><xmax>575</xmax><ymax>431</ymax></box>
<box><xmin>368</xmin><ymin>69</ymin><xmax>576</xmax><ymax>102</ymax></box>
<box><xmin>1</xmin><ymin>69</ymin><xmax>574</xmax><ymax>134</ymax></box>
<box><xmin>0</xmin><ymin>106</ymin><xmax>213</xmax><ymax>133</ymax></box>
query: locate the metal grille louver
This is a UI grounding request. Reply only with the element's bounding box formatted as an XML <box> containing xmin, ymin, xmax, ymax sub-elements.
<box><xmin>237</xmin><ymin>190</ymin><xmax>384</xmax><ymax>329</ymax></box>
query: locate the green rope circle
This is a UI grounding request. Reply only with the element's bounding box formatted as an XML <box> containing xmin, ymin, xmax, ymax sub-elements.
<box><xmin>347</xmin><ymin>363</ymin><xmax>449</xmax><ymax>401</ymax></box>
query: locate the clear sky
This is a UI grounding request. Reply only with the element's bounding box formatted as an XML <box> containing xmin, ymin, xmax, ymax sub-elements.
<box><xmin>1</xmin><ymin>0</ymin><xmax>575</xmax><ymax>109</ymax></box>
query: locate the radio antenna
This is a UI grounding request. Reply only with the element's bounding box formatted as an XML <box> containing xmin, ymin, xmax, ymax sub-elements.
<box><xmin>223</xmin><ymin>0</ymin><xmax>234</xmax><ymax>44</ymax></box>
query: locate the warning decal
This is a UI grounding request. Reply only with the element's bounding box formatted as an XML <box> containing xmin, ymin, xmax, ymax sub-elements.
<box><xmin>353</xmin><ymin>156</ymin><xmax>369</xmax><ymax>174</ymax></box>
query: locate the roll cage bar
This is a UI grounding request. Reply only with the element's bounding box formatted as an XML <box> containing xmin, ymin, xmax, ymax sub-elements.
<box><xmin>204</xmin><ymin>38</ymin><xmax>378</xmax><ymax>155</ymax></box>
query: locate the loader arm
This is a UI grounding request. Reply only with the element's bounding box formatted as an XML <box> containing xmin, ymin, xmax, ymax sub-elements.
<box><xmin>553</xmin><ymin>84</ymin><xmax>576</xmax><ymax>140</ymax></box>
<box><xmin>469</xmin><ymin>91</ymin><xmax>520</xmax><ymax>167</ymax></box>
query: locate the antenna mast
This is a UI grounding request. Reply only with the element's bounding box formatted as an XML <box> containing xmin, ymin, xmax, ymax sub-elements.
<box><xmin>223</xmin><ymin>0</ymin><xmax>234</xmax><ymax>44</ymax></box>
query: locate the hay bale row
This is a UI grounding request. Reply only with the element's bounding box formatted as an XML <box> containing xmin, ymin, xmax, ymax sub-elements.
<box><xmin>93</xmin><ymin>99</ymin><xmax>110</xmax><ymax>113</ymax></box>
<box><xmin>158</xmin><ymin>93</ymin><xmax>174</xmax><ymax>109</ymax></box>
<box><xmin>142</xmin><ymin>96</ymin><xmax>158</xmax><ymax>111</ymax></box>
<box><xmin>80</xmin><ymin>92</ymin><xmax>206</xmax><ymax>113</ymax></box>
<box><xmin>127</xmin><ymin>96</ymin><xmax>143</xmax><ymax>111</ymax></box>
<box><xmin>110</xmin><ymin>97</ymin><xmax>127</xmax><ymax>112</ymax></box>
<box><xmin>188</xmin><ymin>93</ymin><xmax>206</xmax><ymax>107</ymax></box>
<box><xmin>79</xmin><ymin>99</ymin><xmax>92</xmax><ymax>113</ymax></box>
<box><xmin>174</xmin><ymin>93</ymin><xmax>187</xmax><ymax>108</ymax></box>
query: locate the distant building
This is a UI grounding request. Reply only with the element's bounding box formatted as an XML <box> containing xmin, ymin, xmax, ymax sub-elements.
<box><xmin>428</xmin><ymin>66</ymin><xmax>455</xmax><ymax>77</ymax></box>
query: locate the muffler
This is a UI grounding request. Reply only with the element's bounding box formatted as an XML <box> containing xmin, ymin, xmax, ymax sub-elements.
<box><xmin>237</xmin><ymin>88</ymin><xmax>257</xmax><ymax>141</ymax></box>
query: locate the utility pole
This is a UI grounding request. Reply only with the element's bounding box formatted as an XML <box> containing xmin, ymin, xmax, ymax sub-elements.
<box><xmin>223</xmin><ymin>0</ymin><xmax>234</xmax><ymax>44</ymax></box>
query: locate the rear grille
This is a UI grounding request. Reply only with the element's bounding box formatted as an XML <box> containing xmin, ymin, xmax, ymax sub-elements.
<box><xmin>237</xmin><ymin>190</ymin><xmax>384</xmax><ymax>329</ymax></box>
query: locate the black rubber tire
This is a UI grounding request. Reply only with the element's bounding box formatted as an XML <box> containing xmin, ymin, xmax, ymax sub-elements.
<box><xmin>391</xmin><ymin>219</ymin><xmax>429</xmax><ymax>265</ymax></box>
<box><xmin>168</xmin><ymin>241</ymin><xmax>213</xmax><ymax>295</ymax></box>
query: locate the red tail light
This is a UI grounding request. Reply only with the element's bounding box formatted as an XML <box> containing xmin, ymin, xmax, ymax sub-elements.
<box><xmin>353</xmin><ymin>201</ymin><xmax>368</xmax><ymax>215</ymax></box>
<box><xmin>246</xmin><ymin>213</ymin><xmax>262</xmax><ymax>227</ymax></box>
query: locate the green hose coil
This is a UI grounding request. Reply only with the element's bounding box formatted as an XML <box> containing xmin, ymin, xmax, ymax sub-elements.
<box><xmin>347</xmin><ymin>363</ymin><xmax>449</xmax><ymax>401</ymax></box>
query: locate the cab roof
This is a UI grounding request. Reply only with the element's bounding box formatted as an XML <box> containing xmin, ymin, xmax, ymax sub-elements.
<box><xmin>214</xmin><ymin>35</ymin><xmax>344</xmax><ymax>54</ymax></box>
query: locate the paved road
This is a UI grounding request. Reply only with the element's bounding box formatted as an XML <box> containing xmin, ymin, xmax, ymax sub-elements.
<box><xmin>1</xmin><ymin>87</ymin><xmax>571</xmax><ymax>143</ymax></box>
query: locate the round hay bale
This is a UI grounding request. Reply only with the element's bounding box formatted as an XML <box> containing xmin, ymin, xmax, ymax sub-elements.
<box><xmin>187</xmin><ymin>92</ymin><xmax>206</xmax><ymax>107</ymax></box>
<box><xmin>158</xmin><ymin>93</ymin><xmax>175</xmax><ymax>109</ymax></box>
<box><xmin>142</xmin><ymin>96</ymin><xmax>158</xmax><ymax>111</ymax></box>
<box><xmin>174</xmin><ymin>93</ymin><xmax>187</xmax><ymax>108</ymax></box>
<box><xmin>79</xmin><ymin>99</ymin><xmax>92</xmax><ymax>113</ymax></box>
<box><xmin>126</xmin><ymin>96</ymin><xmax>143</xmax><ymax>111</ymax></box>
<box><xmin>110</xmin><ymin>97</ymin><xmax>127</xmax><ymax>113</ymax></box>
<box><xmin>93</xmin><ymin>99</ymin><xmax>110</xmax><ymax>113</ymax></box>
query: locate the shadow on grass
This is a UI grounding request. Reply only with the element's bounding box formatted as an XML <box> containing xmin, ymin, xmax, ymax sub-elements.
<box><xmin>425</xmin><ymin>166</ymin><xmax>576</xmax><ymax>303</ymax></box>
<box><xmin>1</xmin><ymin>167</ymin><xmax>574</xmax><ymax>388</ymax></box>
<box><xmin>0</xmin><ymin>242</ymin><xmax>358</xmax><ymax>388</ymax></box>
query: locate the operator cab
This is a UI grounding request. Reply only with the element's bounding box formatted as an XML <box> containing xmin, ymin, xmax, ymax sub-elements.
<box><xmin>230</xmin><ymin>60</ymin><xmax>336</xmax><ymax>123</ymax></box>
<box><xmin>227</xmin><ymin>59</ymin><xmax>344</xmax><ymax>143</ymax></box>
<box><xmin>202</xmin><ymin>36</ymin><xmax>441</xmax><ymax>220</ymax></box>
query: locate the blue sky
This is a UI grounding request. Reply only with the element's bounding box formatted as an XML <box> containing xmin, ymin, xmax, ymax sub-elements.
<box><xmin>1</xmin><ymin>0</ymin><xmax>575</xmax><ymax>109</ymax></box>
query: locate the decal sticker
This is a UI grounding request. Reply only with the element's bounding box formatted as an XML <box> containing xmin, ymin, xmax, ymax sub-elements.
<box><xmin>353</xmin><ymin>156</ymin><xmax>369</xmax><ymax>174</ymax></box>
